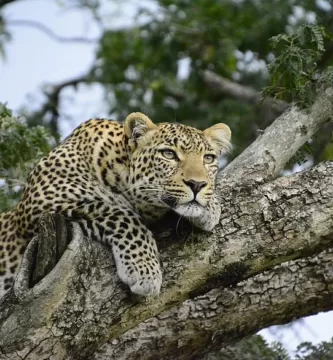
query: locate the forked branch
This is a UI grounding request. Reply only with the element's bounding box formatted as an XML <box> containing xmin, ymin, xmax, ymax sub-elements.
<box><xmin>0</xmin><ymin>84</ymin><xmax>333</xmax><ymax>360</ymax></box>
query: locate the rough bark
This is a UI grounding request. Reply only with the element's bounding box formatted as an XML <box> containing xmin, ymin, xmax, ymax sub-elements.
<box><xmin>0</xmin><ymin>86</ymin><xmax>333</xmax><ymax>359</ymax></box>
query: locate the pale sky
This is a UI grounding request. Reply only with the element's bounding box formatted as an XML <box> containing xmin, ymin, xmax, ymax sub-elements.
<box><xmin>0</xmin><ymin>0</ymin><xmax>332</xmax><ymax>354</ymax></box>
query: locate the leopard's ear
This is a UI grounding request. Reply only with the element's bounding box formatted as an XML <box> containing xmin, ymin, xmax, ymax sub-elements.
<box><xmin>203</xmin><ymin>123</ymin><xmax>232</xmax><ymax>155</ymax></box>
<box><xmin>124</xmin><ymin>112</ymin><xmax>157</xmax><ymax>144</ymax></box>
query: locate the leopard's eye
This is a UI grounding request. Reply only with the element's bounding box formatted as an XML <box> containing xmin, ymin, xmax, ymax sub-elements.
<box><xmin>203</xmin><ymin>154</ymin><xmax>216</xmax><ymax>164</ymax></box>
<box><xmin>161</xmin><ymin>149</ymin><xmax>178</xmax><ymax>160</ymax></box>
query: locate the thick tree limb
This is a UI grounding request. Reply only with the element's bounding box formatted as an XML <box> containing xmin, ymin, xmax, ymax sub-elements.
<box><xmin>0</xmin><ymin>87</ymin><xmax>333</xmax><ymax>359</ymax></box>
<box><xmin>99</xmin><ymin>249</ymin><xmax>333</xmax><ymax>360</ymax></box>
<box><xmin>0</xmin><ymin>160</ymin><xmax>332</xmax><ymax>360</ymax></box>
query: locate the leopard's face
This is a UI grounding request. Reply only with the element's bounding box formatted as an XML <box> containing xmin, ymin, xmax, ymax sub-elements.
<box><xmin>125</xmin><ymin>113</ymin><xmax>231</xmax><ymax>218</ymax></box>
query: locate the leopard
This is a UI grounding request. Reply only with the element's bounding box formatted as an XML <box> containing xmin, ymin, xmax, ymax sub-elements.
<box><xmin>0</xmin><ymin>112</ymin><xmax>231</xmax><ymax>298</ymax></box>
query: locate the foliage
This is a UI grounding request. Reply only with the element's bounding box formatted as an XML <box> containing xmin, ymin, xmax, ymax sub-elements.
<box><xmin>263</xmin><ymin>24</ymin><xmax>331</xmax><ymax>107</ymax></box>
<box><xmin>295</xmin><ymin>340</ymin><xmax>333</xmax><ymax>360</ymax></box>
<box><xmin>321</xmin><ymin>133</ymin><xmax>333</xmax><ymax>161</ymax></box>
<box><xmin>207</xmin><ymin>335</ymin><xmax>289</xmax><ymax>360</ymax></box>
<box><xmin>287</xmin><ymin>141</ymin><xmax>313</xmax><ymax>167</ymax></box>
<box><xmin>205</xmin><ymin>335</ymin><xmax>333</xmax><ymax>360</ymax></box>
<box><xmin>0</xmin><ymin>103</ymin><xmax>55</xmax><ymax>211</ymax></box>
<box><xmin>0</xmin><ymin>0</ymin><xmax>332</xmax><ymax>206</ymax></box>
<box><xmin>0</xmin><ymin>2</ymin><xmax>332</xmax><ymax>205</ymax></box>
<box><xmin>2</xmin><ymin>0</ymin><xmax>332</xmax><ymax>162</ymax></box>
<box><xmin>90</xmin><ymin>0</ymin><xmax>333</xmax><ymax>161</ymax></box>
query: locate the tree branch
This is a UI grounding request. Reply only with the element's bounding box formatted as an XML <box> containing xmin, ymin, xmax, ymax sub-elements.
<box><xmin>203</xmin><ymin>70</ymin><xmax>290</xmax><ymax>115</ymax></box>
<box><xmin>34</xmin><ymin>74</ymin><xmax>187</xmax><ymax>131</ymax></box>
<box><xmin>34</xmin><ymin>74</ymin><xmax>93</xmax><ymax>132</ymax></box>
<box><xmin>101</xmin><ymin>249</ymin><xmax>333</xmax><ymax>360</ymax></box>
<box><xmin>0</xmin><ymin>79</ymin><xmax>333</xmax><ymax>359</ymax></box>
<box><xmin>0</xmin><ymin>0</ymin><xmax>16</xmax><ymax>8</ymax></box>
<box><xmin>0</xmin><ymin>160</ymin><xmax>333</xmax><ymax>359</ymax></box>
<box><xmin>6</xmin><ymin>19</ymin><xmax>99</xmax><ymax>44</ymax></box>
<box><xmin>1</xmin><ymin>85</ymin><xmax>333</xmax><ymax>359</ymax></box>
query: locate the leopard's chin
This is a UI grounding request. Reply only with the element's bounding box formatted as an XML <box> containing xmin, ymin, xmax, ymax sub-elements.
<box><xmin>173</xmin><ymin>201</ymin><xmax>205</xmax><ymax>218</ymax></box>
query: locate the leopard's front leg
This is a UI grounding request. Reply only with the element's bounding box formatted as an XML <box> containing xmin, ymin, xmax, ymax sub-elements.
<box><xmin>74</xmin><ymin>202</ymin><xmax>162</xmax><ymax>296</ymax></box>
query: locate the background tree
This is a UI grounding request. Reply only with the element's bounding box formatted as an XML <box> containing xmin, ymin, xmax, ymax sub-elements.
<box><xmin>206</xmin><ymin>335</ymin><xmax>333</xmax><ymax>360</ymax></box>
<box><xmin>0</xmin><ymin>0</ymin><xmax>332</xmax><ymax>200</ymax></box>
<box><xmin>2</xmin><ymin>0</ymin><xmax>332</xmax><ymax>161</ymax></box>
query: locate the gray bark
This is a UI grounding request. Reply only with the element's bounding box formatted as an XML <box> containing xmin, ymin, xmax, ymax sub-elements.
<box><xmin>0</xmin><ymin>87</ymin><xmax>333</xmax><ymax>360</ymax></box>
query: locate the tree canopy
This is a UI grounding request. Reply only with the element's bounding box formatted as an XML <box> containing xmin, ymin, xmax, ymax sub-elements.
<box><xmin>1</xmin><ymin>0</ymin><xmax>332</xmax><ymax>208</ymax></box>
<box><xmin>208</xmin><ymin>335</ymin><xmax>333</xmax><ymax>360</ymax></box>
<box><xmin>1</xmin><ymin>0</ymin><xmax>332</xmax><ymax>160</ymax></box>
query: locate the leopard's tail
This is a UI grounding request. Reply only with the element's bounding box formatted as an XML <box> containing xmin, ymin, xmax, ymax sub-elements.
<box><xmin>0</xmin><ymin>209</ymin><xmax>26</xmax><ymax>299</ymax></box>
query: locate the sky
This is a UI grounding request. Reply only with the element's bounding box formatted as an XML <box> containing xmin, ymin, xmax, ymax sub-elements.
<box><xmin>0</xmin><ymin>0</ymin><xmax>332</xmax><ymax>354</ymax></box>
<box><xmin>0</xmin><ymin>0</ymin><xmax>107</xmax><ymax>136</ymax></box>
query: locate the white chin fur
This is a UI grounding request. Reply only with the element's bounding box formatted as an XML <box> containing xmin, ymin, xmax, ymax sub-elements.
<box><xmin>174</xmin><ymin>203</ymin><xmax>204</xmax><ymax>218</ymax></box>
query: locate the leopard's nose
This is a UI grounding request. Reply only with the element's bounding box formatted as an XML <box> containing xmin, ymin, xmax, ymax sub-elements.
<box><xmin>183</xmin><ymin>179</ymin><xmax>207</xmax><ymax>196</ymax></box>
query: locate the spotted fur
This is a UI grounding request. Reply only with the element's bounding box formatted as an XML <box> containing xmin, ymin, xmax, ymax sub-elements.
<box><xmin>0</xmin><ymin>113</ymin><xmax>231</xmax><ymax>297</ymax></box>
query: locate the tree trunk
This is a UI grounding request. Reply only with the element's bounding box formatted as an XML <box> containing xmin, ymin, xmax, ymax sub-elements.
<box><xmin>0</xmin><ymin>86</ymin><xmax>333</xmax><ymax>360</ymax></box>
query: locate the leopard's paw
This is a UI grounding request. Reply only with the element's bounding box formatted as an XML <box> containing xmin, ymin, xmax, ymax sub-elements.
<box><xmin>114</xmin><ymin>256</ymin><xmax>162</xmax><ymax>296</ymax></box>
<box><xmin>129</xmin><ymin>270</ymin><xmax>162</xmax><ymax>296</ymax></box>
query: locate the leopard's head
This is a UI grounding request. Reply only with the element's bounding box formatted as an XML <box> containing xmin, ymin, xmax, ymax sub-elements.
<box><xmin>124</xmin><ymin>112</ymin><xmax>231</xmax><ymax>218</ymax></box>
